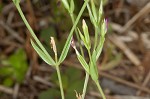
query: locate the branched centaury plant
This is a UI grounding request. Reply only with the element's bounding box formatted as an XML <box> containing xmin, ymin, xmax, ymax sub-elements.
<box><xmin>12</xmin><ymin>0</ymin><xmax>89</xmax><ymax>99</ymax></box>
<box><xmin>61</xmin><ymin>0</ymin><xmax>89</xmax><ymax>98</ymax></box>
<box><xmin>71</xmin><ymin>0</ymin><xmax>107</xmax><ymax>99</ymax></box>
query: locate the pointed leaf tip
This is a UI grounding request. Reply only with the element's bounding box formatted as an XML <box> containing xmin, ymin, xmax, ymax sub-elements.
<box><xmin>30</xmin><ymin>39</ymin><xmax>55</xmax><ymax>66</ymax></box>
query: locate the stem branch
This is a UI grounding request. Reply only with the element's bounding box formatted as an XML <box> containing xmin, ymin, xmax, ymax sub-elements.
<box><xmin>95</xmin><ymin>80</ymin><xmax>106</xmax><ymax>99</ymax></box>
<box><xmin>56</xmin><ymin>65</ymin><xmax>65</xmax><ymax>99</ymax></box>
<box><xmin>82</xmin><ymin>72</ymin><xmax>89</xmax><ymax>99</ymax></box>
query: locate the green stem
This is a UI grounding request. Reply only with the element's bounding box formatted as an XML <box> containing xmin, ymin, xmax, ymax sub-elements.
<box><xmin>16</xmin><ymin>5</ymin><xmax>49</xmax><ymax>57</ymax></box>
<box><xmin>58</xmin><ymin>0</ymin><xmax>90</xmax><ymax>64</ymax></box>
<box><xmin>70</xmin><ymin>13</ymin><xmax>89</xmax><ymax>99</ymax></box>
<box><xmin>95</xmin><ymin>80</ymin><xmax>106</xmax><ymax>99</ymax></box>
<box><xmin>70</xmin><ymin>13</ymin><xmax>85</xmax><ymax>58</ymax></box>
<box><xmin>82</xmin><ymin>72</ymin><xmax>89</xmax><ymax>99</ymax></box>
<box><xmin>56</xmin><ymin>65</ymin><xmax>65</xmax><ymax>99</ymax></box>
<box><xmin>68</xmin><ymin>0</ymin><xmax>89</xmax><ymax>38</ymax></box>
<box><xmin>87</xmin><ymin>49</ymin><xmax>92</xmax><ymax>63</ymax></box>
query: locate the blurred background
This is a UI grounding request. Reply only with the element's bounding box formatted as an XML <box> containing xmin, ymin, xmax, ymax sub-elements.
<box><xmin>0</xmin><ymin>0</ymin><xmax>150</xmax><ymax>99</ymax></box>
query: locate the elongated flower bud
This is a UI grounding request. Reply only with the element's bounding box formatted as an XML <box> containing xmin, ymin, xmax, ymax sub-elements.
<box><xmin>71</xmin><ymin>38</ymin><xmax>76</xmax><ymax>49</ymax></box>
<box><xmin>50</xmin><ymin>37</ymin><xmax>57</xmax><ymax>56</ymax></box>
<box><xmin>105</xmin><ymin>18</ymin><xmax>108</xmax><ymax>33</ymax></box>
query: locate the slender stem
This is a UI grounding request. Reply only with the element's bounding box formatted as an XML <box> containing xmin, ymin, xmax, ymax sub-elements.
<box><xmin>88</xmin><ymin>47</ymin><xmax>105</xmax><ymax>99</ymax></box>
<box><xmin>56</xmin><ymin>65</ymin><xmax>65</xmax><ymax>99</ymax></box>
<box><xmin>95</xmin><ymin>80</ymin><xmax>106</xmax><ymax>99</ymax></box>
<box><xmin>70</xmin><ymin>13</ymin><xmax>85</xmax><ymax>58</ymax></box>
<box><xmin>16</xmin><ymin>5</ymin><xmax>49</xmax><ymax>57</ymax></box>
<box><xmin>82</xmin><ymin>72</ymin><xmax>89</xmax><ymax>99</ymax></box>
<box><xmin>58</xmin><ymin>0</ymin><xmax>89</xmax><ymax>64</ymax></box>
<box><xmin>68</xmin><ymin>0</ymin><xmax>89</xmax><ymax>38</ymax></box>
<box><xmin>70</xmin><ymin>13</ymin><xmax>89</xmax><ymax>99</ymax></box>
<box><xmin>87</xmin><ymin>49</ymin><xmax>92</xmax><ymax>62</ymax></box>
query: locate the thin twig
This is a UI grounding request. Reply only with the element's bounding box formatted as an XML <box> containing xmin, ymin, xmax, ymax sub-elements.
<box><xmin>136</xmin><ymin>70</ymin><xmax>150</xmax><ymax>95</ymax></box>
<box><xmin>0</xmin><ymin>20</ymin><xmax>24</xmax><ymax>43</ymax></box>
<box><xmin>13</xmin><ymin>83</ymin><xmax>20</xmax><ymax>99</ymax></box>
<box><xmin>121</xmin><ymin>2</ymin><xmax>150</xmax><ymax>32</ymax></box>
<box><xmin>98</xmin><ymin>71</ymin><xmax>150</xmax><ymax>94</ymax></box>
<box><xmin>90</xmin><ymin>91</ymin><xmax>150</xmax><ymax>99</ymax></box>
<box><xmin>109</xmin><ymin>34</ymin><xmax>141</xmax><ymax>67</ymax></box>
<box><xmin>0</xmin><ymin>85</ymin><xmax>14</xmax><ymax>95</ymax></box>
<box><xmin>33</xmin><ymin>76</ymin><xmax>54</xmax><ymax>87</ymax></box>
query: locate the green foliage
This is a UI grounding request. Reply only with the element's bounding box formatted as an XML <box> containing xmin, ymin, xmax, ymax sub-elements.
<box><xmin>31</xmin><ymin>39</ymin><xmax>55</xmax><ymax>66</ymax></box>
<box><xmin>75</xmin><ymin>49</ymin><xmax>89</xmax><ymax>73</ymax></box>
<box><xmin>0</xmin><ymin>49</ymin><xmax>28</xmax><ymax>86</ymax></box>
<box><xmin>71</xmin><ymin>0</ymin><xmax>107</xmax><ymax>98</ymax></box>
<box><xmin>12</xmin><ymin>0</ymin><xmax>106</xmax><ymax>98</ymax></box>
<box><xmin>0</xmin><ymin>67</ymin><xmax>13</xmax><ymax>77</ymax></box>
<box><xmin>12</xmin><ymin>0</ymin><xmax>20</xmax><ymax>5</ymax></box>
<box><xmin>62</xmin><ymin>0</ymin><xmax>70</xmax><ymax>11</ymax></box>
<box><xmin>58</xmin><ymin>0</ymin><xmax>90</xmax><ymax>65</ymax></box>
<box><xmin>70</xmin><ymin>0</ymin><xmax>75</xmax><ymax>14</ymax></box>
<box><xmin>91</xmin><ymin>0</ymin><xmax>98</xmax><ymax>22</ymax></box>
<box><xmin>8</xmin><ymin>49</ymin><xmax>28</xmax><ymax>83</ymax></box>
<box><xmin>0</xmin><ymin>3</ymin><xmax>3</xmax><ymax>13</ymax></box>
<box><xmin>90</xmin><ymin>50</ymin><xmax>98</xmax><ymax>81</ymax></box>
<box><xmin>40</xmin><ymin>67</ymin><xmax>84</xmax><ymax>99</ymax></box>
<box><xmin>3</xmin><ymin>78</ymin><xmax>13</xmax><ymax>87</ymax></box>
<box><xmin>62</xmin><ymin>0</ymin><xmax>75</xmax><ymax>14</ymax></box>
<box><xmin>39</xmin><ymin>89</ymin><xmax>60</xmax><ymax>99</ymax></box>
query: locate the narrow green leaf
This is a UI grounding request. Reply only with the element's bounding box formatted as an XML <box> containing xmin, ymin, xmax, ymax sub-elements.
<box><xmin>98</xmin><ymin>0</ymin><xmax>103</xmax><ymax>23</ymax></box>
<box><xmin>31</xmin><ymin>39</ymin><xmax>55</xmax><ymax>66</ymax></box>
<box><xmin>8</xmin><ymin>49</ymin><xmax>28</xmax><ymax>83</ymax></box>
<box><xmin>70</xmin><ymin>0</ymin><xmax>75</xmax><ymax>13</ymax></box>
<box><xmin>62</xmin><ymin>0</ymin><xmax>70</xmax><ymax>11</ymax></box>
<box><xmin>58</xmin><ymin>36</ymin><xmax>71</xmax><ymax>65</ymax></box>
<box><xmin>91</xmin><ymin>0</ymin><xmax>98</xmax><ymax>22</ymax></box>
<box><xmin>78</xmin><ymin>28</ymin><xmax>89</xmax><ymax>49</ymax></box>
<box><xmin>87</xmin><ymin>4</ymin><xmax>97</xmax><ymax>27</ymax></box>
<box><xmin>96</xmin><ymin>37</ymin><xmax>105</xmax><ymax>60</ymax></box>
<box><xmin>75</xmin><ymin>50</ymin><xmax>89</xmax><ymax>73</ymax></box>
<box><xmin>12</xmin><ymin>0</ymin><xmax>20</xmax><ymax>5</ymax></box>
<box><xmin>15</xmin><ymin>4</ymin><xmax>52</xmax><ymax>64</ymax></box>
<box><xmin>58</xmin><ymin>0</ymin><xmax>90</xmax><ymax>65</ymax></box>
<box><xmin>89</xmin><ymin>61</ymin><xmax>98</xmax><ymax>82</ymax></box>
<box><xmin>90</xmin><ymin>49</ymin><xmax>98</xmax><ymax>81</ymax></box>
